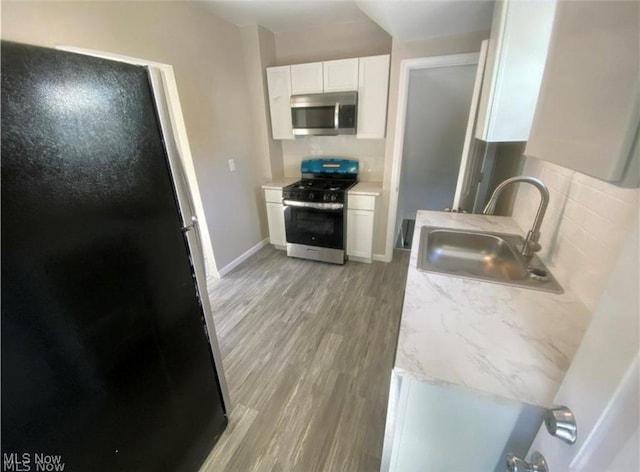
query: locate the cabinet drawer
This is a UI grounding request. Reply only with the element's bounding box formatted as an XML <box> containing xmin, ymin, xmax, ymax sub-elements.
<box><xmin>348</xmin><ymin>194</ymin><xmax>376</xmax><ymax>211</ymax></box>
<box><xmin>264</xmin><ymin>188</ymin><xmax>283</xmax><ymax>203</ymax></box>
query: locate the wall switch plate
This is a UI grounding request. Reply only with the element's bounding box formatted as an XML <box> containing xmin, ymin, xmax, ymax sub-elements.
<box><xmin>228</xmin><ymin>159</ymin><xmax>236</xmax><ymax>172</ymax></box>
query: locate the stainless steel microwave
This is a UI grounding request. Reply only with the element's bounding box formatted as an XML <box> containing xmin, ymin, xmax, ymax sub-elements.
<box><xmin>290</xmin><ymin>91</ymin><xmax>357</xmax><ymax>136</ymax></box>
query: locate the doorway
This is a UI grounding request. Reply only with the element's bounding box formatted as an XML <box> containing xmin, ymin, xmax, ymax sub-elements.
<box><xmin>387</xmin><ymin>53</ymin><xmax>480</xmax><ymax>251</ymax></box>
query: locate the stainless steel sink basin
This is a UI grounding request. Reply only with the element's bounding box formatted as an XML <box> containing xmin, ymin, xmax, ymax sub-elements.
<box><xmin>417</xmin><ymin>226</ymin><xmax>563</xmax><ymax>293</ymax></box>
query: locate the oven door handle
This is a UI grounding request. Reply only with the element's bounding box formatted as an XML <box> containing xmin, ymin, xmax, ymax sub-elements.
<box><xmin>283</xmin><ymin>200</ymin><xmax>344</xmax><ymax>211</ymax></box>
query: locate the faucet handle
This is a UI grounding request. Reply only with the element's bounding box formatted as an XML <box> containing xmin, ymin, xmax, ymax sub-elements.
<box><xmin>526</xmin><ymin>241</ymin><xmax>542</xmax><ymax>253</ymax></box>
<box><xmin>522</xmin><ymin>230</ymin><xmax>542</xmax><ymax>258</ymax></box>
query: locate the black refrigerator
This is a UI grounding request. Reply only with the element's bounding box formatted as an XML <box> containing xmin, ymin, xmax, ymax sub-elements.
<box><xmin>1</xmin><ymin>41</ymin><xmax>228</xmax><ymax>471</ymax></box>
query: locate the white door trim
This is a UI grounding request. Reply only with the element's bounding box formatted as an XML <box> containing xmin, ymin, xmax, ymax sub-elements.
<box><xmin>384</xmin><ymin>53</ymin><xmax>479</xmax><ymax>261</ymax></box>
<box><xmin>452</xmin><ymin>41</ymin><xmax>489</xmax><ymax>210</ymax></box>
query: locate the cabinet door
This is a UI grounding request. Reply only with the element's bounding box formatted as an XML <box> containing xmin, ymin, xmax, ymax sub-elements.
<box><xmin>357</xmin><ymin>55</ymin><xmax>390</xmax><ymax>139</ymax></box>
<box><xmin>347</xmin><ymin>209</ymin><xmax>374</xmax><ymax>262</ymax></box>
<box><xmin>475</xmin><ymin>0</ymin><xmax>556</xmax><ymax>142</ymax></box>
<box><xmin>266</xmin><ymin>202</ymin><xmax>286</xmax><ymax>247</ymax></box>
<box><xmin>290</xmin><ymin>62</ymin><xmax>323</xmax><ymax>94</ymax></box>
<box><xmin>323</xmin><ymin>58</ymin><xmax>359</xmax><ymax>92</ymax></box>
<box><xmin>266</xmin><ymin>66</ymin><xmax>294</xmax><ymax>140</ymax></box>
<box><xmin>525</xmin><ymin>0</ymin><xmax>639</xmax><ymax>185</ymax></box>
<box><xmin>384</xmin><ymin>373</ymin><xmax>544</xmax><ymax>471</ymax></box>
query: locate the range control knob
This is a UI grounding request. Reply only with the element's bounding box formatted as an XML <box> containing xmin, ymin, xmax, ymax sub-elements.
<box><xmin>331</xmin><ymin>194</ymin><xmax>337</xmax><ymax>202</ymax></box>
<box><xmin>308</xmin><ymin>193</ymin><xmax>314</xmax><ymax>200</ymax></box>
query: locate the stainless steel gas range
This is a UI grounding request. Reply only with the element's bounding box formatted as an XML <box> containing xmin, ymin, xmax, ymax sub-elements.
<box><xmin>283</xmin><ymin>158</ymin><xmax>358</xmax><ymax>264</ymax></box>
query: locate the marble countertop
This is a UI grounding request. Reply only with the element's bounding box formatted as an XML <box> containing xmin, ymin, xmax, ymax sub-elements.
<box><xmin>395</xmin><ymin>210</ymin><xmax>592</xmax><ymax>407</ymax></box>
<box><xmin>261</xmin><ymin>178</ymin><xmax>298</xmax><ymax>190</ymax></box>
<box><xmin>349</xmin><ymin>181</ymin><xmax>382</xmax><ymax>196</ymax></box>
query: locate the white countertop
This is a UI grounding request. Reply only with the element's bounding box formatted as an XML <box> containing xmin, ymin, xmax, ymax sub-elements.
<box><xmin>395</xmin><ymin>210</ymin><xmax>592</xmax><ymax>407</ymax></box>
<box><xmin>349</xmin><ymin>181</ymin><xmax>382</xmax><ymax>196</ymax></box>
<box><xmin>261</xmin><ymin>178</ymin><xmax>298</xmax><ymax>190</ymax></box>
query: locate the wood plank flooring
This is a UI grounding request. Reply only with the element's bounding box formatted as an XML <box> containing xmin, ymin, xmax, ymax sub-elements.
<box><xmin>201</xmin><ymin>246</ymin><xmax>410</xmax><ymax>472</ymax></box>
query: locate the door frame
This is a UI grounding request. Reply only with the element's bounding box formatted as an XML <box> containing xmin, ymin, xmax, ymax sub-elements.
<box><xmin>384</xmin><ymin>52</ymin><xmax>479</xmax><ymax>259</ymax></box>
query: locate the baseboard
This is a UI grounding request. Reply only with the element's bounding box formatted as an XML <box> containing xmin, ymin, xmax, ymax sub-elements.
<box><xmin>349</xmin><ymin>255</ymin><xmax>372</xmax><ymax>264</ymax></box>
<box><xmin>218</xmin><ymin>238</ymin><xmax>268</xmax><ymax>277</ymax></box>
<box><xmin>373</xmin><ymin>253</ymin><xmax>388</xmax><ymax>262</ymax></box>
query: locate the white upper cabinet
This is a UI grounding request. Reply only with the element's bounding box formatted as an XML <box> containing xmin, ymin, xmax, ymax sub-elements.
<box><xmin>475</xmin><ymin>0</ymin><xmax>556</xmax><ymax>142</ymax></box>
<box><xmin>525</xmin><ymin>1</ymin><xmax>639</xmax><ymax>186</ymax></box>
<box><xmin>266</xmin><ymin>66</ymin><xmax>294</xmax><ymax>140</ymax></box>
<box><xmin>323</xmin><ymin>58</ymin><xmax>359</xmax><ymax>92</ymax></box>
<box><xmin>267</xmin><ymin>55</ymin><xmax>390</xmax><ymax>140</ymax></box>
<box><xmin>290</xmin><ymin>62</ymin><xmax>324</xmax><ymax>94</ymax></box>
<box><xmin>357</xmin><ymin>54</ymin><xmax>390</xmax><ymax>139</ymax></box>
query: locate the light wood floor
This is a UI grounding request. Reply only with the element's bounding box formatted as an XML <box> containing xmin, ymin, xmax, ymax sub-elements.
<box><xmin>201</xmin><ymin>246</ymin><xmax>410</xmax><ymax>472</ymax></box>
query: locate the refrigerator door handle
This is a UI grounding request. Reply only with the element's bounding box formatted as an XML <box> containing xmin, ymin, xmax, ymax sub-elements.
<box><xmin>181</xmin><ymin>215</ymin><xmax>198</xmax><ymax>233</ymax></box>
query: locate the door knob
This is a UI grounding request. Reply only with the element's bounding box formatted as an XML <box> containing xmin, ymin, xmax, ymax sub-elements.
<box><xmin>544</xmin><ymin>405</ymin><xmax>577</xmax><ymax>444</ymax></box>
<box><xmin>506</xmin><ymin>451</ymin><xmax>549</xmax><ymax>472</ymax></box>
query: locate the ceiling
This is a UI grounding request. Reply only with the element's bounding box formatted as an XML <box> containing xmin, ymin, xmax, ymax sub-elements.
<box><xmin>202</xmin><ymin>1</ymin><xmax>495</xmax><ymax>41</ymax></box>
<box><xmin>357</xmin><ymin>1</ymin><xmax>494</xmax><ymax>42</ymax></box>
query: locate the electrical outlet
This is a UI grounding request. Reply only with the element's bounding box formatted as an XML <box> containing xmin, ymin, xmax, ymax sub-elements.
<box><xmin>228</xmin><ymin>159</ymin><xmax>236</xmax><ymax>172</ymax></box>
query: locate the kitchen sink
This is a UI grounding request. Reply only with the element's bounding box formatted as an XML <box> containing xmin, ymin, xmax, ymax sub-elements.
<box><xmin>417</xmin><ymin>226</ymin><xmax>563</xmax><ymax>293</ymax></box>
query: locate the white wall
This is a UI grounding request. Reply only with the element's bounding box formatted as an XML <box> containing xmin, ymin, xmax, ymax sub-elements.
<box><xmin>1</xmin><ymin>1</ymin><xmax>265</xmax><ymax>271</ymax></box>
<box><xmin>512</xmin><ymin>156</ymin><xmax>639</xmax><ymax>311</ymax></box>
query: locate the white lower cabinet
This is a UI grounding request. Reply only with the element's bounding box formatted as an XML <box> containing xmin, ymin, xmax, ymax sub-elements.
<box><xmin>382</xmin><ymin>373</ymin><xmax>544</xmax><ymax>472</ymax></box>
<box><xmin>264</xmin><ymin>189</ymin><xmax>286</xmax><ymax>248</ymax></box>
<box><xmin>347</xmin><ymin>194</ymin><xmax>376</xmax><ymax>263</ymax></box>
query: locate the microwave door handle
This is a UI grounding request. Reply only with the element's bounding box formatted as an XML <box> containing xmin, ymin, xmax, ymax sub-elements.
<box><xmin>334</xmin><ymin>102</ymin><xmax>340</xmax><ymax>130</ymax></box>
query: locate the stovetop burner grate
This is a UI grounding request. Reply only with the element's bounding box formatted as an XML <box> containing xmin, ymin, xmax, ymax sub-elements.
<box><xmin>287</xmin><ymin>179</ymin><xmax>356</xmax><ymax>192</ymax></box>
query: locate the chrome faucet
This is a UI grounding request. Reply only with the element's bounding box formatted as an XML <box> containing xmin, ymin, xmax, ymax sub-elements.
<box><xmin>483</xmin><ymin>176</ymin><xmax>549</xmax><ymax>259</ymax></box>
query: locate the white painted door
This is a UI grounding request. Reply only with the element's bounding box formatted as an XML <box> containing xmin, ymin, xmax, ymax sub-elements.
<box><xmin>523</xmin><ymin>221</ymin><xmax>639</xmax><ymax>471</ymax></box>
<box><xmin>451</xmin><ymin>40</ymin><xmax>489</xmax><ymax>213</ymax></box>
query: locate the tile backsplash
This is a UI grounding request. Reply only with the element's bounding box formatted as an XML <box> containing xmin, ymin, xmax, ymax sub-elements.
<box><xmin>513</xmin><ymin>156</ymin><xmax>639</xmax><ymax>311</ymax></box>
<box><xmin>282</xmin><ymin>136</ymin><xmax>386</xmax><ymax>182</ymax></box>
